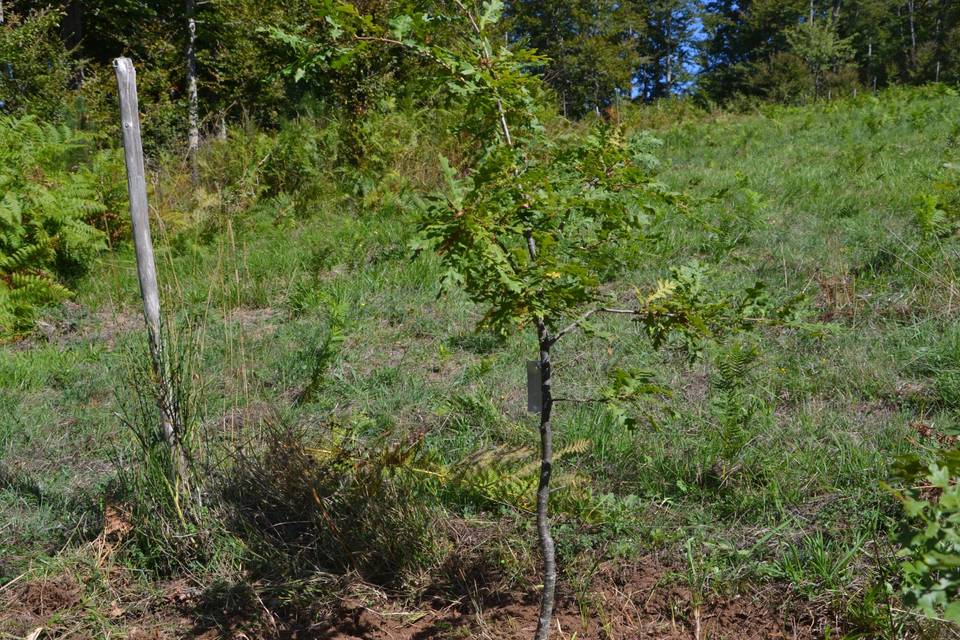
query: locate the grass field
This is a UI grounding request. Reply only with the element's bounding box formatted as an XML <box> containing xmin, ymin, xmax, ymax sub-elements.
<box><xmin>3</xmin><ymin>86</ymin><xmax>960</xmax><ymax>638</ymax></box>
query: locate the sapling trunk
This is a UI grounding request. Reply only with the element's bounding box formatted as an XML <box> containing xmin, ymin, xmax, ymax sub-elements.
<box><xmin>525</xmin><ymin>227</ymin><xmax>557</xmax><ymax>640</ymax></box>
<box><xmin>533</xmin><ymin>320</ymin><xmax>556</xmax><ymax>640</ymax></box>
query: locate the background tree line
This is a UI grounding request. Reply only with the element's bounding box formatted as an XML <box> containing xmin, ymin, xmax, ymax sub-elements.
<box><xmin>511</xmin><ymin>0</ymin><xmax>960</xmax><ymax>114</ymax></box>
<box><xmin>3</xmin><ymin>0</ymin><xmax>960</xmax><ymax>137</ymax></box>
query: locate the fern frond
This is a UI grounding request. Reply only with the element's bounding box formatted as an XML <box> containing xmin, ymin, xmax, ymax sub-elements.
<box><xmin>0</xmin><ymin>115</ymin><xmax>105</xmax><ymax>335</ymax></box>
<box><xmin>0</xmin><ymin>243</ymin><xmax>50</xmax><ymax>271</ymax></box>
<box><xmin>8</xmin><ymin>272</ymin><xmax>72</xmax><ymax>302</ymax></box>
<box><xmin>556</xmin><ymin>439</ymin><xmax>591</xmax><ymax>459</ymax></box>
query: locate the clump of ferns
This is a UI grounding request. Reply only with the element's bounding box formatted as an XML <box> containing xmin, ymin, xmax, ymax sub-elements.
<box><xmin>705</xmin><ymin>339</ymin><xmax>764</xmax><ymax>487</ymax></box>
<box><xmin>0</xmin><ymin>117</ymin><xmax>109</xmax><ymax>335</ymax></box>
<box><xmin>306</xmin><ymin>430</ymin><xmax>602</xmax><ymax>523</ymax></box>
<box><xmin>914</xmin><ymin>163</ymin><xmax>960</xmax><ymax>240</ymax></box>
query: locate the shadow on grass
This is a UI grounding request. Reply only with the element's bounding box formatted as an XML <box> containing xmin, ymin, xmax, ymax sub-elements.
<box><xmin>188</xmin><ymin>421</ymin><xmax>516</xmax><ymax>638</ymax></box>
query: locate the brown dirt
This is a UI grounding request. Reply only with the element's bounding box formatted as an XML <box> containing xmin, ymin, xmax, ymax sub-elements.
<box><xmin>184</xmin><ymin>560</ymin><xmax>821</xmax><ymax>640</ymax></box>
<box><xmin>303</xmin><ymin>575</ymin><xmax>817</xmax><ymax>640</ymax></box>
<box><xmin>300</xmin><ymin>583</ymin><xmax>815</xmax><ymax>640</ymax></box>
<box><xmin>0</xmin><ymin>558</ymin><xmax>861</xmax><ymax>639</ymax></box>
<box><xmin>910</xmin><ymin>420</ymin><xmax>960</xmax><ymax>447</ymax></box>
<box><xmin>814</xmin><ymin>272</ymin><xmax>861</xmax><ymax>322</ymax></box>
<box><xmin>0</xmin><ymin>576</ymin><xmax>83</xmax><ymax>636</ymax></box>
<box><xmin>18</xmin><ymin>577</ymin><xmax>82</xmax><ymax>617</ymax></box>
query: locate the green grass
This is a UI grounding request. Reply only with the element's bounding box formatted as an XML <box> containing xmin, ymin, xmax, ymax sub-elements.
<box><xmin>3</xmin><ymin>86</ymin><xmax>960</xmax><ymax>637</ymax></box>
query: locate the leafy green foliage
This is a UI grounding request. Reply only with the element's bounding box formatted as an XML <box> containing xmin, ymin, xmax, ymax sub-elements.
<box><xmin>266</xmin><ymin>0</ymin><xmax>447</xmax><ymax>161</ymax></box>
<box><xmin>307</xmin><ymin>2</ymin><xmax>670</xmax><ymax>336</ymax></box>
<box><xmin>505</xmin><ymin>0</ymin><xmax>642</xmax><ymax>115</ymax></box>
<box><xmin>0</xmin><ymin>116</ymin><xmax>108</xmax><ymax>335</ymax></box>
<box><xmin>422</xmin><ymin>123</ymin><xmax>673</xmax><ymax>334</ymax></box>
<box><xmin>784</xmin><ymin>16</ymin><xmax>855</xmax><ymax>100</ymax></box>
<box><xmin>915</xmin><ymin>165</ymin><xmax>960</xmax><ymax>240</ymax></box>
<box><xmin>636</xmin><ymin>262</ymin><xmax>804</xmax><ymax>353</ymax></box>
<box><xmin>276</xmin><ymin>0</ymin><xmax>675</xmax><ymax>333</ymax></box>
<box><xmin>915</xmin><ymin>194</ymin><xmax>956</xmax><ymax>239</ymax></box>
<box><xmin>297</xmin><ymin>300</ymin><xmax>346</xmax><ymax>404</ymax></box>
<box><xmin>437</xmin><ymin>438</ymin><xmax>600</xmax><ymax>519</ymax></box>
<box><xmin>601</xmin><ymin>368</ymin><xmax>671</xmax><ymax>429</ymax></box>
<box><xmin>286</xmin><ymin>428</ymin><xmax>611</xmax><ymax>525</ymax></box>
<box><xmin>889</xmin><ymin>451</ymin><xmax>960</xmax><ymax>622</ymax></box>
<box><xmin>700</xmin><ymin>0</ymin><xmax>960</xmax><ymax>104</ymax></box>
<box><xmin>0</xmin><ymin>9</ymin><xmax>75</xmax><ymax>121</ymax></box>
<box><xmin>708</xmin><ymin>339</ymin><xmax>761</xmax><ymax>476</ymax></box>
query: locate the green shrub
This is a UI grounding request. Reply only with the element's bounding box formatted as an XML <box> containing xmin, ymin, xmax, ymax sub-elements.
<box><xmin>222</xmin><ymin>422</ymin><xmax>450</xmax><ymax>588</ymax></box>
<box><xmin>889</xmin><ymin>451</ymin><xmax>960</xmax><ymax>622</ymax></box>
<box><xmin>0</xmin><ymin>116</ymin><xmax>108</xmax><ymax>335</ymax></box>
<box><xmin>191</xmin><ymin>116</ymin><xmax>343</xmax><ymax>234</ymax></box>
<box><xmin>914</xmin><ymin>164</ymin><xmax>960</xmax><ymax>239</ymax></box>
<box><xmin>0</xmin><ymin>10</ymin><xmax>75</xmax><ymax>121</ymax></box>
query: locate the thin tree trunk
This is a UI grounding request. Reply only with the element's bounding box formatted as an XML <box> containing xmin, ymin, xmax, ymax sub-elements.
<box><xmin>665</xmin><ymin>45</ymin><xmax>673</xmax><ymax>93</ymax></box>
<box><xmin>61</xmin><ymin>0</ymin><xmax>83</xmax><ymax>49</ymax></box>
<box><xmin>908</xmin><ymin>0</ymin><xmax>917</xmax><ymax>70</ymax></box>
<box><xmin>185</xmin><ymin>0</ymin><xmax>199</xmax><ymax>183</ymax></box>
<box><xmin>897</xmin><ymin>5</ymin><xmax>904</xmax><ymax>73</ymax></box>
<box><xmin>935</xmin><ymin>2</ymin><xmax>943</xmax><ymax>83</ymax></box>
<box><xmin>499</xmin><ymin>39</ymin><xmax>557</xmax><ymax>627</ymax></box>
<box><xmin>525</xmin><ymin>232</ymin><xmax>557</xmax><ymax>640</ymax></box>
<box><xmin>665</xmin><ymin>12</ymin><xmax>673</xmax><ymax>94</ymax></box>
<box><xmin>533</xmin><ymin>320</ymin><xmax>556</xmax><ymax>640</ymax></box>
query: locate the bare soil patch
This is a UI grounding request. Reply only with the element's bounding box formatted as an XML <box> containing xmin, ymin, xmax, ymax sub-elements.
<box><xmin>0</xmin><ymin>576</ymin><xmax>83</xmax><ymax>636</ymax></box>
<box><xmin>185</xmin><ymin>560</ymin><xmax>819</xmax><ymax>640</ymax></box>
<box><xmin>0</xmin><ymin>554</ymin><xmax>827</xmax><ymax>639</ymax></box>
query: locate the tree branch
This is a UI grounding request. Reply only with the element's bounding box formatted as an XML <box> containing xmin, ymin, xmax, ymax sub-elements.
<box><xmin>353</xmin><ymin>34</ymin><xmax>406</xmax><ymax>46</ymax></box>
<box><xmin>551</xmin><ymin>306</ymin><xmax>637</xmax><ymax>345</ymax></box>
<box><xmin>553</xmin><ymin>396</ymin><xmax>605</xmax><ymax>404</ymax></box>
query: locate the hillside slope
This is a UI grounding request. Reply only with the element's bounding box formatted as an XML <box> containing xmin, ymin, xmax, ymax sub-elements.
<box><xmin>3</xmin><ymin>87</ymin><xmax>960</xmax><ymax>638</ymax></box>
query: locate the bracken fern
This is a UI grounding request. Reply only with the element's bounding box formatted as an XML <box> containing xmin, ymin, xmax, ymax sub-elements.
<box><xmin>0</xmin><ymin>116</ymin><xmax>108</xmax><ymax>335</ymax></box>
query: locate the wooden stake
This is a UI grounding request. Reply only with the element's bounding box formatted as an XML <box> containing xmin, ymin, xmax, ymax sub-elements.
<box><xmin>113</xmin><ymin>57</ymin><xmax>182</xmax><ymax>457</ymax></box>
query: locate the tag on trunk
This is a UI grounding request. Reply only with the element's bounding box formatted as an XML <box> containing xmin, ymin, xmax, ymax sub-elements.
<box><xmin>527</xmin><ymin>360</ymin><xmax>542</xmax><ymax>413</ymax></box>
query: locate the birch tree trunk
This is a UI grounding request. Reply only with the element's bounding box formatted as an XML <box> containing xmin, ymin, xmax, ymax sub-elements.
<box><xmin>908</xmin><ymin>0</ymin><xmax>917</xmax><ymax>71</ymax></box>
<box><xmin>185</xmin><ymin>0</ymin><xmax>199</xmax><ymax>184</ymax></box>
<box><xmin>62</xmin><ymin>0</ymin><xmax>83</xmax><ymax>50</ymax></box>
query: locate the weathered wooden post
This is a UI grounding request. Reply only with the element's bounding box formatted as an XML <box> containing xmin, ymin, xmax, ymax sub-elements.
<box><xmin>113</xmin><ymin>57</ymin><xmax>184</xmax><ymax>476</ymax></box>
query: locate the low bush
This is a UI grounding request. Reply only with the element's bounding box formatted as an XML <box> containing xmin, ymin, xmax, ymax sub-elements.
<box><xmin>0</xmin><ymin>10</ymin><xmax>75</xmax><ymax>121</ymax></box>
<box><xmin>0</xmin><ymin>116</ymin><xmax>116</xmax><ymax>335</ymax></box>
<box><xmin>222</xmin><ymin>422</ymin><xmax>451</xmax><ymax>589</ymax></box>
<box><xmin>889</xmin><ymin>450</ymin><xmax>960</xmax><ymax>622</ymax></box>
